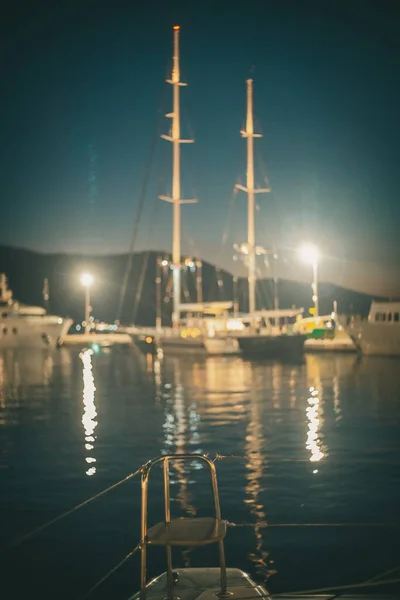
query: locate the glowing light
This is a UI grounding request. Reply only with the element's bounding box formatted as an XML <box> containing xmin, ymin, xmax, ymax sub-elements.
<box><xmin>161</xmin><ymin>260</ymin><xmax>168</xmax><ymax>267</ymax></box>
<box><xmin>80</xmin><ymin>348</ymin><xmax>98</xmax><ymax>476</ymax></box>
<box><xmin>145</xmin><ymin>336</ymin><xmax>153</xmax><ymax>344</ymax></box>
<box><xmin>306</xmin><ymin>391</ymin><xmax>325</xmax><ymax>463</ymax></box>
<box><xmin>298</xmin><ymin>243</ymin><xmax>319</xmax><ymax>265</ymax></box>
<box><xmin>173</xmin><ymin>25</ymin><xmax>180</xmax><ymax>30</ymax></box>
<box><xmin>226</xmin><ymin>318</ymin><xmax>245</xmax><ymax>331</ymax></box>
<box><xmin>81</xmin><ymin>273</ymin><xmax>93</xmax><ymax>287</ymax></box>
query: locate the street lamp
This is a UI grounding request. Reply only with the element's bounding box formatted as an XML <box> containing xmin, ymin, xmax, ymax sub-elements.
<box><xmin>81</xmin><ymin>273</ymin><xmax>93</xmax><ymax>333</ymax></box>
<box><xmin>298</xmin><ymin>243</ymin><xmax>319</xmax><ymax>317</ymax></box>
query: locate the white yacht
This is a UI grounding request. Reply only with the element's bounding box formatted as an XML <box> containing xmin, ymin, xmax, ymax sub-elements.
<box><xmin>341</xmin><ymin>300</ymin><xmax>400</xmax><ymax>356</ymax></box>
<box><xmin>0</xmin><ymin>273</ymin><xmax>72</xmax><ymax>348</ymax></box>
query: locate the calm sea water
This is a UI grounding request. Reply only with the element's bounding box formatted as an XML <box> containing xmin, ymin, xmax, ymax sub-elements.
<box><xmin>1</xmin><ymin>347</ymin><xmax>400</xmax><ymax>600</ymax></box>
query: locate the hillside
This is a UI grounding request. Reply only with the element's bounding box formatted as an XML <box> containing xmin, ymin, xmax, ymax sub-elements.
<box><xmin>0</xmin><ymin>245</ymin><xmax>386</xmax><ymax>325</ymax></box>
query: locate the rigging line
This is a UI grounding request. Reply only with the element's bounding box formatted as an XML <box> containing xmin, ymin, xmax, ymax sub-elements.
<box><xmin>116</xmin><ymin>59</ymin><xmax>171</xmax><ymax>324</ymax></box>
<box><xmin>365</xmin><ymin>565</ymin><xmax>400</xmax><ymax>584</ymax></box>
<box><xmin>5</xmin><ymin>467</ymin><xmax>142</xmax><ymax>551</ymax></box>
<box><xmin>209</xmin><ymin>452</ymin><xmax>400</xmax><ymax>465</ymax></box>
<box><xmin>271</xmin><ymin>577</ymin><xmax>400</xmax><ymax>597</ymax></box>
<box><xmin>226</xmin><ymin>521</ymin><xmax>400</xmax><ymax>529</ymax></box>
<box><xmin>131</xmin><ymin>161</ymin><xmax>169</xmax><ymax>324</ymax></box>
<box><xmin>255</xmin><ymin>268</ymin><xmax>272</xmax><ymax>310</ymax></box>
<box><xmin>116</xmin><ymin>121</ymin><xmax>160</xmax><ymax>323</ymax></box>
<box><xmin>215</xmin><ymin>187</ymin><xmax>238</xmax><ymax>265</ymax></box>
<box><xmin>82</xmin><ymin>545</ymin><xmax>140</xmax><ymax>599</ymax></box>
<box><xmin>131</xmin><ymin>250</ymin><xmax>150</xmax><ymax>325</ymax></box>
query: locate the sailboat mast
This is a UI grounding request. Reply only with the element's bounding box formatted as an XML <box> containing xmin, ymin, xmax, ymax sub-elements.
<box><xmin>160</xmin><ymin>26</ymin><xmax>196</xmax><ymax>327</ymax></box>
<box><xmin>172</xmin><ymin>26</ymin><xmax>182</xmax><ymax>326</ymax></box>
<box><xmin>236</xmin><ymin>79</ymin><xmax>269</xmax><ymax>328</ymax></box>
<box><xmin>245</xmin><ymin>79</ymin><xmax>256</xmax><ymax>320</ymax></box>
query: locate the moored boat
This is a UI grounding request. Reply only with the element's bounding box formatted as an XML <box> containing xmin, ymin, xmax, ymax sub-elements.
<box><xmin>294</xmin><ymin>311</ymin><xmax>356</xmax><ymax>353</ymax></box>
<box><xmin>0</xmin><ymin>273</ymin><xmax>72</xmax><ymax>349</ymax></box>
<box><xmin>340</xmin><ymin>300</ymin><xmax>400</xmax><ymax>356</ymax></box>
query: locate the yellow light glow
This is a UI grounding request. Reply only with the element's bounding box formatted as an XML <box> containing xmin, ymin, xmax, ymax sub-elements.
<box><xmin>226</xmin><ymin>318</ymin><xmax>245</xmax><ymax>331</ymax></box>
<box><xmin>173</xmin><ymin>25</ymin><xmax>180</xmax><ymax>30</ymax></box>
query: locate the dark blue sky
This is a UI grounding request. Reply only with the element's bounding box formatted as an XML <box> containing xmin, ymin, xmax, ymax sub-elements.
<box><xmin>1</xmin><ymin>0</ymin><xmax>399</xmax><ymax>294</ymax></box>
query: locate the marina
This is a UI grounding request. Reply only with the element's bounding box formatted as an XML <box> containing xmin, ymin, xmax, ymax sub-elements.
<box><xmin>1</xmin><ymin>5</ymin><xmax>399</xmax><ymax>600</ymax></box>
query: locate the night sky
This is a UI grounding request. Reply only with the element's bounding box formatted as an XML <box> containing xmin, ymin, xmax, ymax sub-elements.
<box><xmin>1</xmin><ymin>0</ymin><xmax>399</xmax><ymax>295</ymax></box>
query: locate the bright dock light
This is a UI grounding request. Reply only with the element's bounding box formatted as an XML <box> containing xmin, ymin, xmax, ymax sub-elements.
<box><xmin>298</xmin><ymin>243</ymin><xmax>319</xmax><ymax>265</ymax></box>
<box><xmin>81</xmin><ymin>273</ymin><xmax>94</xmax><ymax>287</ymax></box>
<box><xmin>298</xmin><ymin>244</ymin><xmax>319</xmax><ymax>317</ymax></box>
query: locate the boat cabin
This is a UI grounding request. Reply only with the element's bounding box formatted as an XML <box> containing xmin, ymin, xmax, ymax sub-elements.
<box><xmin>369</xmin><ymin>301</ymin><xmax>400</xmax><ymax>324</ymax></box>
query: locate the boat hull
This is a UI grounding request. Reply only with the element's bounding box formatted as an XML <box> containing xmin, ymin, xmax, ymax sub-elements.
<box><xmin>237</xmin><ymin>333</ymin><xmax>307</xmax><ymax>357</ymax></box>
<box><xmin>340</xmin><ymin>314</ymin><xmax>400</xmax><ymax>356</ymax></box>
<box><xmin>59</xmin><ymin>332</ymin><xmax>133</xmax><ymax>347</ymax></box>
<box><xmin>160</xmin><ymin>335</ymin><xmax>207</xmax><ymax>355</ymax></box>
<box><xmin>0</xmin><ymin>316</ymin><xmax>72</xmax><ymax>349</ymax></box>
<box><xmin>204</xmin><ymin>336</ymin><xmax>241</xmax><ymax>355</ymax></box>
<box><xmin>304</xmin><ymin>331</ymin><xmax>356</xmax><ymax>353</ymax></box>
<box><xmin>348</xmin><ymin>323</ymin><xmax>400</xmax><ymax>356</ymax></box>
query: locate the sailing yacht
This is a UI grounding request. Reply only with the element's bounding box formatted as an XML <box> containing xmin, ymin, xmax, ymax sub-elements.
<box><xmin>233</xmin><ymin>79</ymin><xmax>307</xmax><ymax>357</ymax></box>
<box><xmin>0</xmin><ymin>273</ymin><xmax>72</xmax><ymax>348</ymax></box>
<box><xmin>129</xmin><ymin>29</ymin><xmax>307</xmax><ymax>357</ymax></box>
<box><xmin>153</xmin><ymin>26</ymin><xmax>241</xmax><ymax>355</ymax></box>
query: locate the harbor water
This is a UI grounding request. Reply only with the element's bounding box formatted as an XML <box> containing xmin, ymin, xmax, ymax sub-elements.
<box><xmin>1</xmin><ymin>347</ymin><xmax>399</xmax><ymax>599</ymax></box>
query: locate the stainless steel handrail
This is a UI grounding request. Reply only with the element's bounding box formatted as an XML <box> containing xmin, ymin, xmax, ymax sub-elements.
<box><xmin>140</xmin><ymin>454</ymin><xmax>229</xmax><ymax>600</ymax></box>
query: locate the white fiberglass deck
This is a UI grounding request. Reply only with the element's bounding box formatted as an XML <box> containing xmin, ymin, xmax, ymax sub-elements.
<box><xmin>130</xmin><ymin>567</ymin><xmax>269</xmax><ymax>600</ymax></box>
<box><xmin>130</xmin><ymin>568</ymin><xmax>399</xmax><ymax>600</ymax></box>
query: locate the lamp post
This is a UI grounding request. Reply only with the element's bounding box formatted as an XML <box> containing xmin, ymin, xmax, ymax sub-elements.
<box><xmin>156</xmin><ymin>258</ymin><xmax>162</xmax><ymax>333</ymax></box>
<box><xmin>81</xmin><ymin>273</ymin><xmax>93</xmax><ymax>333</ymax></box>
<box><xmin>298</xmin><ymin>244</ymin><xmax>319</xmax><ymax>317</ymax></box>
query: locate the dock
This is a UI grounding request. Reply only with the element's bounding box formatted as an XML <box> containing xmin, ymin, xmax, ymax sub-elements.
<box><xmin>305</xmin><ymin>337</ymin><xmax>356</xmax><ymax>352</ymax></box>
<box><xmin>58</xmin><ymin>333</ymin><xmax>133</xmax><ymax>347</ymax></box>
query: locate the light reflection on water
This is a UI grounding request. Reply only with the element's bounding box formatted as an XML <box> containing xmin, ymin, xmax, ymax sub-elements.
<box><xmin>244</xmin><ymin>378</ymin><xmax>271</xmax><ymax>580</ymax></box>
<box><xmin>80</xmin><ymin>348</ymin><xmax>98</xmax><ymax>476</ymax></box>
<box><xmin>306</xmin><ymin>387</ymin><xmax>325</xmax><ymax>466</ymax></box>
<box><xmin>1</xmin><ymin>348</ymin><xmax>400</xmax><ymax>599</ymax></box>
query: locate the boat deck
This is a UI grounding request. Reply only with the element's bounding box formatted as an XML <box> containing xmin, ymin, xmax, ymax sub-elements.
<box><xmin>129</xmin><ymin>567</ymin><xmax>268</xmax><ymax>600</ymax></box>
<box><xmin>129</xmin><ymin>568</ymin><xmax>399</xmax><ymax>600</ymax></box>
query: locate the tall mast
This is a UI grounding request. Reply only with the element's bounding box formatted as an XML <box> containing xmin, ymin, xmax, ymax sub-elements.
<box><xmin>236</xmin><ymin>79</ymin><xmax>269</xmax><ymax>328</ymax></box>
<box><xmin>160</xmin><ymin>26</ymin><xmax>196</xmax><ymax>327</ymax></box>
